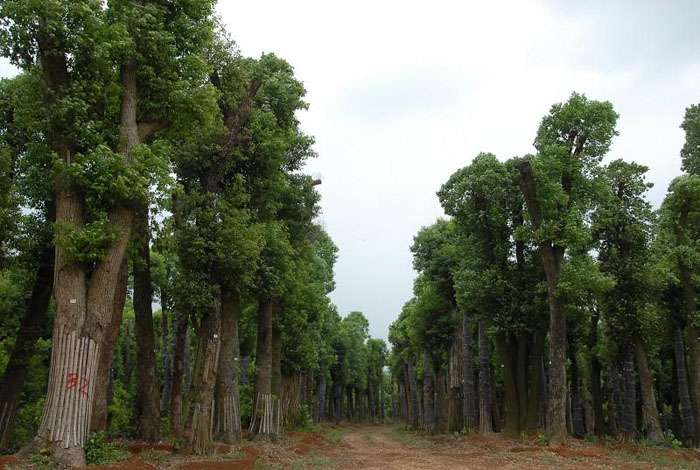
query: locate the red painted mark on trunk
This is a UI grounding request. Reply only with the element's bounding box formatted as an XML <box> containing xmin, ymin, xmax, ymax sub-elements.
<box><xmin>67</xmin><ymin>372</ymin><xmax>90</xmax><ymax>397</ymax></box>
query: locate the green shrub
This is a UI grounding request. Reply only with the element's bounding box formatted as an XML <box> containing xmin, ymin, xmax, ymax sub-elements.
<box><xmin>27</xmin><ymin>453</ymin><xmax>57</xmax><ymax>470</ymax></box>
<box><xmin>84</xmin><ymin>432</ymin><xmax>130</xmax><ymax>466</ymax></box>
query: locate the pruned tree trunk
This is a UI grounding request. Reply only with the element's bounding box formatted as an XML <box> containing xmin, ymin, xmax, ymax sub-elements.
<box><xmin>673</xmin><ymin>326</ymin><xmax>696</xmax><ymax>444</ymax></box>
<box><xmin>160</xmin><ymin>306</ymin><xmax>173</xmax><ymax>416</ymax></box>
<box><xmin>423</xmin><ymin>349</ymin><xmax>435</xmax><ymax>433</ymax></box>
<box><xmin>448</xmin><ymin>306</ymin><xmax>463</xmax><ymax>433</ymax></box>
<box><xmin>133</xmin><ymin>204</ymin><xmax>160</xmax><ymax>442</ymax></box>
<box><xmin>0</xmin><ymin>203</ymin><xmax>54</xmax><ymax>449</ymax></box>
<box><xmin>182</xmin><ymin>312</ymin><xmax>221</xmax><ymax>454</ymax></box>
<box><xmin>570</xmin><ymin>345</ymin><xmax>584</xmax><ymax>439</ymax></box>
<box><xmin>90</xmin><ymin>259</ymin><xmax>128</xmax><ymax>433</ymax></box>
<box><xmin>407</xmin><ymin>359</ymin><xmax>420</xmax><ymax>430</ymax></box>
<box><xmin>435</xmin><ymin>366</ymin><xmax>448</xmax><ymax>433</ymax></box>
<box><xmin>495</xmin><ymin>333</ymin><xmax>519</xmax><ymax>437</ymax></box>
<box><xmin>184</xmin><ymin>326</ymin><xmax>192</xmax><ymax>395</ymax></box>
<box><xmin>526</xmin><ymin>331</ymin><xmax>545</xmax><ymax>431</ymax></box>
<box><xmin>606</xmin><ymin>360</ymin><xmax>621</xmax><ymax>436</ymax></box>
<box><xmin>214</xmin><ymin>290</ymin><xmax>242</xmax><ymax>444</ymax></box>
<box><xmin>170</xmin><ymin>311</ymin><xmax>188</xmax><ymax>439</ymax></box>
<box><xmin>478</xmin><ymin>322</ymin><xmax>492</xmax><ymax>434</ymax></box>
<box><xmin>588</xmin><ymin>310</ymin><xmax>605</xmax><ymax>437</ymax></box>
<box><xmin>621</xmin><ymin>348</ymin><xmax>636</xmax><ymax>439</ymax></box>
<box><xmin>316</xmin><ymin>368</ymin><xmax>326</xmax><ymax>422</ymax></box>
<box><xmin>462</xmin><ymin>313</ymin><xmax>476</xmax><ymax>431</ymax></box>
<box><xmin>634</xmin><ymin>336</ymin><xmax>663</xmax><ymax>440</ymax></box>
<box><xmin>251</xmin><ymin>298</ymin><xmax>279</xmax><ymax>437</ymax></box>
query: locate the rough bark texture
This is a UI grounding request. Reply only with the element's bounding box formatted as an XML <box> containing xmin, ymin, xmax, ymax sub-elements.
<box><xmin>588</xmin><ymin>310</ymin><xmax>605</xmax><ymax>437</ymax></box>
<box><xmin>569</xmin><ymin>346</ymin><xmax>584</xmax><ymax>438</ymax></box>
<box><xmin>462</xmin><ymin>313</ymin><xmax>477</xmax><ymax>431</ymax></box>
<box><xmin>251</xmin><ymin>298</ymin><xmax>279</xmax><ymax>437</ymax></box>
<box><xmin>448</xmin><ymin>307</ymin><xmax>463</xmax><ymax>433</ymax></box>
<box><xmin>182</xmin><ymin>312</ymin><xmax>221</xmax><ymax>454</ymax></box>
<box><xmin>407</xmin><ymin>359</ymin><xmax>420</xmax><ymax>430</ymax></box>
<box><xmin>170</xmin><ymin>312</ymin><xmax>188</xmax><ymax>439</ymax></box>
<box><xmin>673</xmin><ymin>326</ymin><xmax>696</xmax><ymax>443</ymax></box>
<box><xmin>526</xmin><ymin>331</ymin><xmax>545</xmax><ymax>431</ymax></box>
<box><xmin>316</xmin><ymin>367</ymin><xmax>326</xmax><ymax>422</ymax></box>
<box><xmin>516</xmin><ymin>159</ymin><xmax>568</xmax><ymax>445</ymax></box>
<box><xmin>0</xmin><ymin>203</ymin><xmax>54</xmax><ymax>449</ymax></box>
<box><xmin>133</xmin><ymin>204</ymin><xmax>160</xmax><ymax>442</ymax></box>
<box><xmin>495</xmin><ymin>333</ymin><xmax>519</xmax><ymax>437</ymax></box>
<box><xmin>214</xmin><ymin>290</ymin><xmax>242</xmax><ymax>444</ymax></box>
<box><xmin>423</xmin><ymin>350</ymin><xmax>435</xmax><ymax>433</ymax></box>
<box><xmin>634</xmin><ymin>336</ymin><xmax>663</xmax><ymax>440</ymax></box>
<box><xmin>621</xmin><ymin>348</ymin><xmax>637</xmax><ymax>439</ymax></box>
<box><xmin>435</xmin><ymin>367</ymin><xmax>448</xmax><ymax>433</ymax></box>
<box><xmin>478</xmin><ymin>322</ymin><xmax>492</xmax><ymax>434</ymax></box>
<box><xmin>160</xmin><ymin>306</ymin><xmax>172</xmax><ymax>416</ymax></box>
<box><xmin>90</xmin><ymin>259</ymin><xmax>128</xmax><ymax>433</ymax></box>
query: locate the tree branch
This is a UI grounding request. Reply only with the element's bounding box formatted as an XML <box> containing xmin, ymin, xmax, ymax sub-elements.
<box><xmin>138</xmin><ymin>119</ymin><xmax>171</xmax><ymax>142</ymax></box>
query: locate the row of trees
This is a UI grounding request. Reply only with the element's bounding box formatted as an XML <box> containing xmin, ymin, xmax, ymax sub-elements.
<box><xmin>390</xmin><ymin>92</ymin><xmax>700</xmax><ymax>447</ymax></box>
<box><xmin>0</xmin><ymin>1</ymin><xmax>388</xmax><ymax>467</ymax></box>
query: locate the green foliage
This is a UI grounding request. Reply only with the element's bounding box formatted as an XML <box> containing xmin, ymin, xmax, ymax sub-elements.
<box><xmin>84</xmin><ymin>432</ymin><xmax>130</xmax><ymax>466</ymax></box>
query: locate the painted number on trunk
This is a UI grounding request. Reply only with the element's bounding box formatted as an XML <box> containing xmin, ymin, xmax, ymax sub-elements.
<box><xmin>67</xmin><ymin>372</ymin><xmax>90</xmax><ymax>397</ymax></box>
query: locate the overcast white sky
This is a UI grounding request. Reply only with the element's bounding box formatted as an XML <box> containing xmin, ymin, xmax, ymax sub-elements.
<box><xmin>2</xmin><ymin>0</ymin><xmax>698</xmax><ymax>341</ymax></box>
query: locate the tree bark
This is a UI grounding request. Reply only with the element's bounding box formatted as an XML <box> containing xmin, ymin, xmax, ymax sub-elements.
<box><xmin>407</xmin><ymin>359</ymin><xmax>420</xmax><ymax>430</ymax></box>
<box><xmin>462</xmin><ymin>313</ymin><xmax>477</xmax><ymax>431</ymax></box>
<box><xmin>588</xmin><ymin>310</ymin><xmax>605</xmax><ymax>437</ymax></box>
<box><xmin>633</xmin><ymin>336</ymin><xmax>663</xmax><ymax>440</ymax></box>
<box><xmin>570</xmin><ymin>345</ymin><xmax>584</xmax><ymax>438</ymax></box>
<box><xmin>0</xmin><ymin>203</ymin><xmax>54</xmax><ymax>449</ymax></box>
<box><xmin>170</xmin><ymin>311</ymin><xmax>188</xmax><ymax>439</ymax></box>
<box><xmin>516</xmin><ymin>159</ymin><xmax>568</xmax><ymax>445</ymax></box>
<box><xmin>495</xmin><ymin>333</ymin><xmax>519</xmax><ymax>437</ymax></box>
<box><xmin>621</xmin><ymin>348</ymin><xmax>636</xmax><ymax>439</ymax></box>
<box><xmin>133</xmin><ymin>204</ymin><xmax>160</xmax><ymax>442</ymax></box>
<box><xmin>251</xmin><ymin>297</ymin><xmax>278</xmax><ymax>437</ymax></box>
<box><xmin>673</xmin><ymin>326</ymin><xmax>696</xmax><ymax>444</ymax></box>
<box><xmin>423</xmin><ymin>350</ymin><xmax>435</xmax><ymax>433</ymax></box>
<box><xmin>214</xmin><ymin>289</ymin><xmax>242</xmax><ymax>444</ymax></box>
<box><xmin>478</xmin><ymin>322</ymin><xmax>492</xmax><ymax>434</ymax></box>
<box><xmin>160</xmin><ymin>306</ymin><xmax>172</xmax><ymax>416</ymax></box>
<box><xmin>316</xmin><ymin>367</ymin><xmax>326</xmax><ymax>422</ymax></box>
<box><xmin>448</xmin><ymin>307</ymin><xmax>463</xmax><ymax>433</ymax></box>
<box><xmin>435</xmin><ymin>366</ymin><xmax>448</xmax><ymax>433</ymax></box>
<box><xmin>526</xmin><ymin>331</ymin><xmax>545</xmax><ymax>431</ymax></box>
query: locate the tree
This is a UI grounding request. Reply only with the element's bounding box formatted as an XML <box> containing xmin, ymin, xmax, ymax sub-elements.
<box><xmin>515</xmin><ymin>92</ymin><xmax>618</xmax><ymax>444</ymax></box>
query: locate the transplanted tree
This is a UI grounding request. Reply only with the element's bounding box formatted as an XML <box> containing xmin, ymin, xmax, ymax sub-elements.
<box><xmin>515</xmin><ymin>92</ymin><xmax>618</xmax><ymax>444</ymax></box>
<box><xmin>592</xmin><ymin>159</ymin><xmax>663</xmax><ymax>440</ymax></box>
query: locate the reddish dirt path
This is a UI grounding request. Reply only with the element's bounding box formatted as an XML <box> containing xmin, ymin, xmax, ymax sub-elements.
<box><xmin>319</xmin><ymin>425</ymin><xmax>700</xmax><ymax>470</ymax></box>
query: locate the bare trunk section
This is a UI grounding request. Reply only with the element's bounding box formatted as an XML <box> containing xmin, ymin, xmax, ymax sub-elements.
<box><xmin>588</xmin><ymin>310</ymin><xmax>605</xmax><ymax>437</ymax></box>
<box><xmin>182</xmin><ymin>312</ymin><xmax>221</xmax><ymax>454</ymax></box>
<box><xmin>633</xmin><ymin>336</ymin><xmax>663</xmax><ymax>440</ymax></box>
<box><xmin>160</xmin><ymin>306</ymin><xmax>172</xmax><ymax>416</ymax></box>
<box><xmin>526</xmin><ymin>331</ymin><xmax>545</xmax><ymax>431</ymax></box>
<box><xmin>621</xmin><ymin>348</ymin><xmax>636</xmax><ymax>439</ymax></box>
<box><xmin>673</xmin><ymin>326</ymin><xmax>696</xmax><ymax>444</ymax></box>
<box><xmin>462</xmin><ymin>313</ymin><xmax>476</xmax><ymax>431</ymax></box>
<box><xmin>570</xmin><ymin>346</ymin><xmax>584</xmax><ymax>438</ymax></box>
<box><xmin>516</xmin><ymin>159</ymin><xmax>567</xmax><ymax>445</ymax></box>
<box><xmin>495</xmin><ymin>333</ymin><xmax>519</xmax><ymax>437</ymax></box>
<box><xmin>423</xmin><ymin>350</ymin><xmax>435</xmax><ymax>433</ymax></box>
<box><xmin>90</xmin><ymin>259</ymin><xmax>128</xmax><ymax>433</ymax></box>
<box><xmin>435</xmin><ymin>366</ymin><xmax>448</xmax><ymax>433</ymax></box>
<box><xmin>0</xmin><ymin>203</ymin><xmax>54</xmax><ymax>449</ymax></box>
<box><xmin>316</xmin><ymin>367</ymin><xmax>326</xmax><ymax>422</ymax></box>
<box><xmin>448</xmin><ymin>307</ymin><xmax>463</xmax><ymax>433</ymax></box>
<box><xmin>214</xmin><ymin>290</ymin><xmax>242</xmax><ymax>444</ymax></box>
<box><xmin>251</xmin><ymin>298</ymin><xmax>279</xmax><ymax>437</ymax></box>
<box><xmin>133</xmin><ymin>204</ymin><xmax>160</xmax><ymax>442</ymax></box>
<box><xmin>687</xmin><ymin>324</ymin><xmax>700</xmax><ymax>447</ymax></box>
<box><xmin>170</xmin><ymin>312</ymin><xmax>188</xmax><ymax>439</ymax></box>
<box><xmin>478</xmin><ymin>322</ymin><xmax>492</xmax><ymax>434</ymax></box>
<box><xmin>406</xmin><ymin>359</ymin><xmax>420</xmax><ymax>430</ymax></box>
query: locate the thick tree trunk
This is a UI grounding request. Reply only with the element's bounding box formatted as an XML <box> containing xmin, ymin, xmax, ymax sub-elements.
<box><xmin>516</xmin><ymin>159</ymin><xmax>567</xmax><ymax>445</ymax></box>
<box><xmin>184</xmin><ymin>327</ymin><xmax>192</xmax><ymax>395</ymax></box>
<box><xmin>0</xmin><ymin>204</ymin><xmax>54</xmax><ymax>449</ymax></box>
<box><xmin>605</xmin><ymin>360</ymin><xmax>621</xmax><ymax>436</ymax></box>
<box><xmin>333</xmin><ymin>383</ymin><xmax>343</xmax><ymax>424</ymax></box>
<box><xmin>160</xmin><ymin>307</ymin><xmax>172</xmax><ymax>416</ymax></box>
<box><xmin>633</xmin><ymin>336</ymin><xmax>663</xmax><ymax>440</ymax></box>
<box><xmin>516</xmin><ymin>334</ymin><xmax>529</xmax><ymax>432</ymax></box>
<box><xmin>526</xmin><ymin>331</ymin><xmax>545</xmax><ymax>431</ymax></box>
<box><xmin>462</xmin><ymin>313</ymin><xmax>476</xmax><ymax>431</ymax></box>
<box><xmin>581</xmin><ymin>365</ymin><xmax>594</xmax><ymax>436</ymax></box>
<box><xmin>687</xmin><ymin>324</ymin><xmax>700</xmax><ymax>447</ymax></box>
<box><xmin>423</xmin><ymin>350</ymin><xmax>435</xmax><ymax>433</ymax></box>
<box><xmin>271</xmin><ymin>318</ymin><xmax>282</xmax><ymax>401</ymax></box>
<box><xmin>448</xmin><ymin>307</ymin><xmax>463</xmax><ymax>433</ymax></box>
<box><xmin>495</xmin><ymin>333</ymin><xmax>519</xmax><ymax>437</ymax></box>
<box><xmin>588</xmin><ymin>311</ymin><xmax>605</xmax><ymax>437</ymax></box>
<box><xmin>673</xmin><ymin>326</ymin><xmax>696</xmax><ymax>444</ymax></box>
<box><xmin>672</xmin><ymin>354</ymin><xmax>684</xmax><ymax>440</ymax></box>
<box><xmin>621</xmin><ymin>348</ymin><xmax>636</xmax><ymax>439</ymax></box>
<box><xmin>435</xmin><ymin>366</ymin><xmax>448</xmax><ymax>433</ymax></box>
<box><xmin>316</xmin><ymin>368</ymin><xmax>326</xmax><ymax>422</ymax></box>
<box><xmin>570</xmin><ymin>346</ymin><xmax>584</xmax><ymax>439</ymax></box>
<box><xmin>170</xmin><ymin>312</ymin><xmax>188</xmax><ymax>439</ymax></box>
<box><xmin>90</xmin><ymin>259</ymin><xmax>128</xmax><ymax>433</ymax></box>
<box><xmin>478</xmin><ymin>323</ymin><xmax>492</xmax><ymax>434</ymax></box>
<box><xmin>251</xmin><ymin>298</ymin><xmax>279</xmax><ymax>437</ymax></box>
<box><xmin>407</xmin><ymin>359</ymin><xmax>420</xmax><ymax>430</ymax></box>
<box><xmin>182</xmin><ymin>312</ymin><xmax>221</xmax><ymax>454</ymax></box>
<box><xmin>214</xmin><ymin>290</ymin><xmax>242</xmax><ymax>444</ymax></box>
<box><xmin>133</xmin><ymin>204</ymin><xmax>160</xmax><ymax>442</ymax></box>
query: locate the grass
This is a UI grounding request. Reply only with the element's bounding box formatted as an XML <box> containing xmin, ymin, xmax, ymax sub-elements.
<box><xmin>221</xmin><ymin>449</ymin><xmax>246</xmax><ymax>460</ymax></box>
<box><xmin>608</xmin><ymin>447</ymin><xmax>698</xmax><ymax>469</ymax></box>
<box><xmin>289</xmin><ymin>454</ymin><xmax>337</xmax><ymax>469</ymax></box>
<box><xmin>323</xmin><ymin>428</ymin><xmax>347</xmax><ymax>444</ymax></box>
<box><xmin>385</xmin><ymin>427</ymin><xmax>433</xmax><ymax>447</ymax></box>
<box><xmin>140</xmin><ymin>449</ymin><xmax>170</xmax><ymax>466</ymax></box>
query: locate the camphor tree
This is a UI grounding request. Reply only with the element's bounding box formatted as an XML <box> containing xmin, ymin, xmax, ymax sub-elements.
<box><xmin>0</xmin><ymin>1</ymin><xmax>216</xmax><ymax>464</ymax></box>
<box><xmin>515</xmin><ymin>93</ymin><xmax>618</xmax><ymax>444</ymax></box>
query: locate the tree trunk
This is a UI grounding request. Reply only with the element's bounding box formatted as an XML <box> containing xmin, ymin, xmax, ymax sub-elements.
<box><xmin>570</xmin><ymin>346</ymin><xmax>584</xmax><ymax>438</ymax></box>
<box><xmin>90</xmin><ymin>259</ymin><xmax>128</xmax><ymax>433</ymax></box>
<box><xmin>316</xmin><ymin>368</ymin><xmax>326</xmax><ymax>422</ymax></box>
<box><xmin>435</xmin><ymin>366</ymin><xmax>448</xmax><ymax>433</ymax></box>
<box><xmin>588</xmin><ymin>310</ymin><xmax>605</xmax><ymax>437</ymax></box>
<box><xmin>170</xmin><ymin>311</ymin><xmax>188</xmax><ymax>439</ymax></box>
<box><xmin>495</xmin><ymin>333</ymin><xmax>519</xmax><ymax>437</ymax></box>
<box><xmin>333</xmin><ymin>383</ymin><xmax>343</xmax><ymax>424</ymax></box>
<box><xmin>516</xmin><ymin>159</ymin><xmax>567</xmax><ymax>445</ymax></box>
<box><xmin>687</xmin><ymin>324</ymin><xmax>700</xmax><ymax>447</ymax></box>
<box><xmin>182</xmin><ymin>312</ymin><xmax>221</xmax><ymax>454</ymax></box>
<box><xmin>160</xmin><ymin>307</ymin><xmax>172</xmax><ymax>416</ymax></box>
<box><xmin>478</xmin><ymin>322</ymin><xmax>492</xmax><ymax>434</ymax></box>
<box><xmin>462</xmin><ymin>313</ymin><xmax>477</xmax><ymax>431</ymax></box>
<box><xmin>621</xmin><ymin>348</ymin><xmax>636</xmax><ymax>439</ymax></box>
<box><xmin>516</xmin><ymin>334</ymin><xmax>529</xmax><ymax>432</ymax></box>
<box><xmin>633</xmin><ymin>336</ymin><xmax>663</xmax><ymax>440</ymax></box>
<box><xmin>673</xmin><ymin>326</ymin><xmax>696</xmax><ymax>444</ymax></box>
<box><xmin>133</xmin><ymin>204</ymin><xmax>160</xmax><ymax>442</ymax></box>
<box><xmin>407</xmin><ymin>359</ymin><xmax>420</xmax><ymax>430</ymax></box>
<box><xmin>526</xmin><ymin>331</ymin><xmax>545</xmax><ymax>431</ymax></box>
<box><xmin>672</xmin><ymin>354</ymin><xmax>684</xmax><ymax>441</ymax></box>
<box><xmin>605</xmin><ymin>360</ymin><xmax>621</xmax><ymax>436</ymax></box>
<box><xmin>184</xmin><ymin>327</ymin><xmax>192</xmax><ymax>395</ymax></box>
<box><xmin>448</xmin><ymin>307</ymin><xmax>463</xmax><ymax>433</ymax></box>
<box><xmin>271</xmin><ymin>318</ymin><xmax>282</xmax><ymax>401</ymax></box>
<box><xmin>214</xmin><ymin>290</ymin><xmax>242</xmax><ymax>444</ymax></box>
<box><xmin>423</xmin><ymin>350</ymin><xmax>435</xmax><ymax>433</ymax></box>
<box><xmin>251</xmin><ymin>298</ymin><xmax>279</xmax><ymax>437</ymax></box>
<box><xmin>0</xmin><ymin>203</ymin><xmax>54</xmax><ymax>449</ymax></box>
